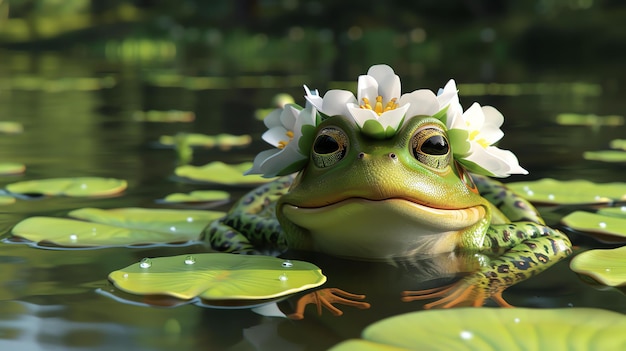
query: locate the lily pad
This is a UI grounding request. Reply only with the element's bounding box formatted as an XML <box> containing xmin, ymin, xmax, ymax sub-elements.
<box><xmin>555</xmin><ymin>113</ymin><xmax>624</xmax><ymax>126</ymax></box>
<box><xmin>598</xmin><ymin>207</ymin><xmax>626</xmax><ymax>219</ymax></box>
<box><xmin>68</xmin><ymin>207</ymin><xmax>224</xmax><ymax>236</ymax></box>
<box><xmin>0</xmin><ymin>195</ymin><xmax>16</xmax><ymax>205</ymax></box>
<box><xmin>508</xmin><ymin>178</ymin><xmax>626</xmax><ymax>205</ymax></box>
<box><xmin>610</xmin><ymin>139</ymin><xmax>626</xmax><ymax>150</ymax></box>
<box><xmin>158</xmin><ymin>190</ymin><xmax>230</xmax><ymax>204</ymax></box>
<box><xmin>11</xmin><ymin>217</ymin><xmax>200</xmax><ymax>247</ymax></box>
<box><xmin>570</xmin><ymin>247</ymin><xmax>626</xmax><ymax>286</ymax></box>
<box><xmin>175</xmin><ymin>161</ymin><xmax>272</xmax><ymax>185</ymax></box>
<box><xmin>109</xmin><ymin>253</ymin><xmax>326</xmax><ymax>301</ymax></box>
<box><xmin>0</xmin><ymin>162</ymin><xmax>25</xmax><ymax>175</ymax></box>
<box><xmin>0</xmin><ymin>121</ymin><xmax>24</xmax><ymax>134</ymax></box>
<box><xmin>132</xmin><ymin>110</ymin><xmax>195</xmax><ymax>122</ymax></box>
<box><xmin>158</xmin><ymin>133</ymin><xmax>252</xmax><ymax>150</ymax></box>
<box><xmin>329</xmin><ymin>308</ymin><xmax>626</xmax><ymax>351</ymax></box>
<box><xmin>583</xmin><ymin>150</ymin><xmax>626</xmax><ymax>163</ymax></box>
<box><xmin>6</xmin><ymin>177</ymin><xmax>127</xmax><ymax>197</ymax></box>
<box><xmin>561</xmin><ymin>211</ymin><xmax>626</xmax><ymax>242</ymax></box>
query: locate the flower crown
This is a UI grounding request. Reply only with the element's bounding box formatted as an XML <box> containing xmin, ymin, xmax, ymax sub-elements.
<box><xmin>247</xmin><ymin>64</ymin><xmax>527</xmax><ymax>178</ymax></box>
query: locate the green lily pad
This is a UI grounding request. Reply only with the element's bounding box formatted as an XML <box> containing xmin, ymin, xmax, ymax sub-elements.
<box><xmin>158</xmin><ymin>133</ymin><xmax>252</xmax><ymax>150</ymax></box>
<box><xmin>508</xmin><ymin>178</ymin><xmax>626</xmax><ymax>205</ymax></box>
<box><xmin>109</xmin><ymin>253</ymin><xmax>326</xmax><ymax>301</ymax></box>
<box><xmin>0</xmin><ymin>162</ymin><xmax>25</xmax><ymax>175</ymax></box>
<box><xmin>0</xmin><ymin>195</ymin><xmax>16</xmax><ymax>205</ymax></box>
<box><xmin>6</xmin><ymin>177</ymin><xmax>127</xmax><ymax>197</ymax></box>
<box><xmin>329</xmin><ymin>308</ymin><xmax>626</xmax><ymax>351</ymax></box>
<box><xmin>158</xmin><ymin>190</ymin><xmax>230</xmax><ymax>204</ymax></box>
<box><xmin>583</xmin><ymin>150</ymin><xmax>626</xmax><ymax>163</ymax></box>
<box><xmin>68</xmin><ymin>207</ymin><xmax>224</xmax><ymax>236</ymax></box>
<box><xmin>132</xmin><ymin>110</ymin><xmax>195</xmax><ymax>122</ymax></box>
<box><xmin>0</xmin><ymin>121</ymin><xmax>24</xmax><ymax>134</ymax></box>
<box><xmin>175</xmin><ymin>161</ymin><xmax>272</xmax><ymax>185</ymax></box>
<box><xmin>561</xmin><ymin>211</ymin><xmax>626</xmax><ymax>243</ymax></box>
<box><xmin>570</xmin><ymin>247</ymin><xmax>626</xmax><ymax>286</ymax></box>
<box><xmin>11</xmin><ymin>217</ymin><xmax>200</xmax><ymax>247</ymax></box>
<box><xmin>610</xmin><ymin>139</ymin><xmax>626</xmax><ymax>150</ymax></box>
<box><xmin>555</xmin><ymin>113</ymin><xmax>624</xmax><ymax>126</ymax></box>
<box><xmin>598</xmin><ymin>207</ymin><xmax>626</xmax><ymax>219</ymax></box>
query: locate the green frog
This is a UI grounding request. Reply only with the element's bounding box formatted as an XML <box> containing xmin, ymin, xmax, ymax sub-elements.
<box><xmin>201</xmin><ymin>114</ymin><xmax>572</xmax><ymax>315</ymax></box>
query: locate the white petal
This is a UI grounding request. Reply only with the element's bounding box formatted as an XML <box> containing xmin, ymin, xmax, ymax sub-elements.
<box><xmin>377</xmin><ymin>104</ymin><xmax>410</xmax><ymax>129</ymax></box>
<box><xmin>481</xmin><ymin>106</ymin><xmax>505</xmax><ymax>129</ymax></box>
<box><xmin>262</xmin><ymin>126</ymin><xmax>289</xmax><ymax>147</ymax></box>
<box><xmin>437</xmin><ymin>79</ymin><xmax>463</xmax><ymax>127</ymax></box>
<box><xmin>292</xmin><ymin>105</ymin><xmax>317</xmax><ymax>139</ymax></box>
<box><xmin>319</xmin><ymin>90</ymin><xmax>356</xmax><ymax>116</ymax></box>
<box><xmin>259</xmin><ymin>144</ymin><xmax>307</xmax><ymax>177</ymax></box>
<box><xmin>466</xmin><ymin>144</ymin><xmax>527</xmax><ymax>177</ymax></box>
<box><xmin>246</xmin><ymin>149</ymin><xmax>280</xmax><ymax>175</ymax></box>
<box><xmin>462</xmin><ymin>103</ymin><xmax>485</xmax><ymax>130</ymax></box>
<box><xmin>347</xmin><ymin>104</ymin><xmax>379</xmax><ymax>128</ymax></box>
<box><xmin>357</xmin><ymin>75</ymin><xmax>379</xmax><ymax>103</ymax></box>
<box><xmin>263</xmin><ymin>108</ymin><xmax>283</xmax><ymax>129</ymax></box>
<box><xmin>367</xmin><ymin>65</ymin><xmax>401</xmax><ymax>101</ymax></box>
<box><xmin>279</xmin><ymin>104</ymin><xmax>298</xmax><ymax>131</ymax></box>
<box><xmin>485</xmin><ymin>146</ymin><xmax>528</xmax><ymax>175</ymax></box>
<box><xmin>399</xmin><ymin>89</ymin><xmax>439</xmax><ymax>118</ymax></box>
<box><xmin>303</xmin><ymin>85</ymin><xmax>323</xmax><ymax>110</ymax></box>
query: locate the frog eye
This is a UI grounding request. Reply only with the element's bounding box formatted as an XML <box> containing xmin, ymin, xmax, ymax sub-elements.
<box><xmin>410</xmin><ymin>126</ymin><xmax>451</xmax><ymax>170</ymax></box>
<box><xmin>312</xmin><ymin>127</ymin><xmax>348</xmax><ymax>168</ymax></box>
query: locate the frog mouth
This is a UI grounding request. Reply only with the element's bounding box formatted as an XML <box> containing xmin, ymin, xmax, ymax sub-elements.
<box><xmin>281</xmin><ymin>198</ymin><xmax>488</xmax><ymax>260</ymax></box>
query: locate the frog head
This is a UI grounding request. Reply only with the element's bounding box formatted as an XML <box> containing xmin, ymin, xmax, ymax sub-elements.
<box><xmin>277</xmin><ymin>115</ymin><xmax>493</xmax><ymax>260</ymax></box>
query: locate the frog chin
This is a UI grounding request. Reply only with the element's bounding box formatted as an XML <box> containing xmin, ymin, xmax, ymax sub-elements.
<box><xmin>281</xmin><ymin>198</ymin><xmax>488</xmax><ymax>260</ymax></box>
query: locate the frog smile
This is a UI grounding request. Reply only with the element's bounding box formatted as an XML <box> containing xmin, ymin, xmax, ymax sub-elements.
<box><xmin>282</xmin><ymin>198</ymin><xmax>488</xmax><ymax>260</ymax></box>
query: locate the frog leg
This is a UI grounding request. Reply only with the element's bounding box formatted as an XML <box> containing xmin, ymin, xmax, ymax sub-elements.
<box><xmin>402</xmin><ymin>222</ymin><xmax>572</xmax><ymax>308</ymax></box>
<box><xmin>200</xmin><ymin>175</ymin><xmax>294</xmax><ymax>254</ymax></box>
<box><xmin>287</xmin><ymin>288</ymin><xmax>371</xmax><ymax>320</ymax></box>
<box><xmin>472</xmin><ymin>174</ymin><xmax>544</xmax><ymax>224</ymax></box>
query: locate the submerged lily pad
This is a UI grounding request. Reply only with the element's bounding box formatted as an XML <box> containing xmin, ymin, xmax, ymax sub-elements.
<box><xmin>175</xmin><ymin>161</ymin><xmax>272</xmax><ymax>185</ymax></box>
<box><xmin>570</xmin><ymin>247</ymin><xmax>626</xmax><ymax>286</ymax></box>
<box><xmin>158</xmin><ymin>133</ymin><xmax>252</xmax><ymax>150</ymax></box>
<box><xmin>0</xmin><ymin>121</ymin><xmax>24</xmax><ymax>134</ymax></box>
<box><xmin>109</xmin><ymin>253</ymin><xmax>326</xmax><ymax>301</ymax></box>
<box><xmin>329</xmin><ymin>308</ymin><xmax>626</xmax><ymax>351</ymax></box>
<box><xmin>158</xmin><ymin>190</ymin><xmax>230</xmax><ymax>204</ymax></box>
<box><xmin>0</xmin><ymin>162</ymin><xmax>25</xmax><ymax>175</ymax></box>
<box><xmin>6</xmin><ymin>177</ymin><xmax>127</xmax><ymax>197</ymax></box>
<box><xmin>68</xmin><ymin>208</ymin><xmax>224</xmax><ymax>236</ymax></box>
<box><xmin>508</xmin><ymin>178</ymin><xmax>626</xmax><ymax>205</ymax></box>
<box><xmin>561</xmin><ymin>211</ymin><xmax>626</xmax><ymax>242</ymax></box>
<box><xmin>583</xmin><ymin>150</ymin><xmax>626</xmax><ymax>163</ymax></box>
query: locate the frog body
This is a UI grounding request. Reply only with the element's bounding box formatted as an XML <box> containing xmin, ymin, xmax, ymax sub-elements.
<box><xmin>202</xmin><ymin>114</ymin><xmax>572</xmax><ymax>310</ymax></box>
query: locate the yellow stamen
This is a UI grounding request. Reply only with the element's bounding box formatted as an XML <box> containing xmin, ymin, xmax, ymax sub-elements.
<box><xmin>277</xmin><ymin>130</ymin><xmax>295</xmax><ymax>149</ymax></box>
<box><xmin>360</xmin><ymin>95</ymin><xmax>399</xmax><ymax>116</ymax></box>
<box><xmin>469</xmin><ymin>130</ymin><xmax>490</xmax><ymax>148</ymax></box>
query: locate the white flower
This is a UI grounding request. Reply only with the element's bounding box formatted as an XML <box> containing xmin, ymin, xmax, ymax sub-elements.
<box><xmin>448</xmin><ymin>102</ymin><xmax>528</xmax><ymax>177</ymax></box>
<box><xmin>247</xmin><ymin>104</ymin><xmax>317</xmax><ymax>177</ymax></box>
<box><xmin>306</xmin><ymin>65</ymin><xmax>442</xmax><ymax>138</ymax></box>
<box><xmin>436</xmin><ymin>79</ymin><xmax>463</xmax><ymax>127</ymax></box>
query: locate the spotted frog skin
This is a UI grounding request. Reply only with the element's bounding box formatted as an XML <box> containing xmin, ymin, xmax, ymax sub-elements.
<box><xmin>202</xmin><ymin>115</ymin><xmax>572</xmax><ymax>309</ymax></box>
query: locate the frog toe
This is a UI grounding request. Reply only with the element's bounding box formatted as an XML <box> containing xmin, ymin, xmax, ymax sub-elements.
<box><xmin>288</xmin><ymin>288</ymin><xmax>370</xmax><ymax>320</ymax></box>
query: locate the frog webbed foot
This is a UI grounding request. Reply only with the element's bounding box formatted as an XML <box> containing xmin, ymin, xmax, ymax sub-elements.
<box><xmin>288</xmin><ymin>288</ymin><xmax>370</xmax><ymax>320</ymax></box>
<box><xmin>401</xmin><ymin>277</ymin><xmax>513</xmax><ymax>309</ymax></box>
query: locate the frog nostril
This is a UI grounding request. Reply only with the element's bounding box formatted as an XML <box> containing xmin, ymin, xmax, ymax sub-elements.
<box><xmin>358</xmin><ymin>152</ymin><xmax>365</xmax><ymax>159</ymax></box>
<box><xmin>389</xmin><ymin>153</ymin><xmax>397</xmax><ymax>159</ymax></box>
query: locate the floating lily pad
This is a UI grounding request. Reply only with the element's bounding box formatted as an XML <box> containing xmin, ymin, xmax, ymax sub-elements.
<box><xmin>555</xmin><ymin>113</ymin><xmax>624</xmax><ymax>126</ymax></box>
<box><xmin>109</xmin><ymin>253</ymin><xmax>326</xmax><ymax>301</ymax></box>
<box><xmin>561</xmin><ymin>211</ymin><xmax>626</xmax><ymax>243</ymax></box>
<box><xmin>0</xmin><ymin>121</ymin><xmax>24</xmax><ymax>134</ymax></box>
<box><xmin>508</xmin><ymin>178</ymin><xmax>626</xmax><ymax>205</ymax></box>
<box><xmin>158</xmin><ymin>133</ymin><xmax>252</xmax><ymax>150</ymax></box>
<box><xmin>175</xmin><ymin>161</ymin><xmax>272</xmax><ymax>185</ymax></box>
<box><xmin>329</xmin><ymin>308</ymin><xmax>626</xmax><ymax>351</ymax></box>
<box><xmin>583</xmin><ymin>150</ymin><xmax>626</xmax><ymax>163</ymax></box>
<box><xmin>68</xmin><ymin>207</ymin><xmax>224</xmax><ymax>236</ymax></box>
<box><xmin>610</xmin><ymin>139</ymin><xmax>626</xmax><ymax>150</ymax></box>
<box><xmin>0</xmin><ymin>162</ymin><xmax>25</xmax><ymax>175</ymax></box>
<box><xmin>6</xmin><ymin>177</ymin><xmax>127</xmax><ymax>197</ymax></box>
<box><xmin>598</xmin><ymin>207</ymin><xmax>626</xmax><ymax>219</ymax></box>
<box><xmin>570</xmin><ymin>247</ymin><xmax>626</xmax><ymax>286</ymax></box>
<box><xmin>132</xmin><ymin>110</ymin><xmax>195</xmax><ymax>122</ymax></box>
<box><xmin>158</xmin><ymin>190</ymin><xmax>230</xmax><ymax>204</ymax></box>
<box><xmin>0</xmin><ymin>195</ymin><xmax>16</xmax><ymax>205</ymax></box>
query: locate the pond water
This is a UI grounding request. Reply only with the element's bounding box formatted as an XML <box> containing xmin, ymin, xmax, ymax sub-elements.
<box><xmin>0</xmin><ymin>50</ymin><xmax>625</xmax><ymax>351</ymax></box>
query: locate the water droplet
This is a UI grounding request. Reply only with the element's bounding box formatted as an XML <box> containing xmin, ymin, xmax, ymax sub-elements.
<box><xmin>184</xmin><ymin>255</ymin><xmax>196</xmax><ymax>265</ymax></box>
<box><xmin>547</xmin><ymin>194</ymin><xmax>555</xmax><ymax>200</ymax></box>
<box><xmin>123</xmin><ymin>273</ymin><xmax>129</xmax><ymax>279</ymax></box>
<box><xmin>513</xmin><ymin>317</ymin><xmax>520</xmax><ymax>323</ymax></box>
<box><xmin>139</xmin><ymin>258</ymin><xmax>152</xmax><ymax>268</ymax></box>
<box><xmin>567</xmin><ymin>302</ymin><xmax>574</xmax><ymax>307</ymax></box>
<box><xmin>605</xmin><ymin>268</ymin><xmax>611</xmax><ymax>272</ymax></box>
<box><xmin>526</xmin><ymin>190</ymin><xmax>534</xmax><ymax>196</ymax></box>
<box><xmin>278</xmin><ymin>273</ymin><xmax>288</xmax><ymax>282</ymax></box>
<box><xmin>459</xmin><ymin>330</ymin><xmax>473</xmax><ymax>340</ymax></box>
<box><xmin>186</xmin><ymin>217</ymin><xmax>194</xmax><ymax>223</ymax></box>
<box><xmin>80</xmin><ymin>183</ymin><xmax>88</xmax><ymax>189</ymax></box>
<box><xmin>169</xmin><ymin>226</ymin><xmax>177</xmax><ymax>232</ymax></box>
<box><xmin>599</xmin><ymin>222</ymin><xmax>607</xmax><ymax>229</ymax></box>
<box><xmin>69</xmin><ymin>234</ymin><xmax>78</xmax><ymax>242</ymax></box>
<box><xmin>281</xmin><ymin>260</ymin><xmax>293</xmax><ymax>268</ymax></box>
